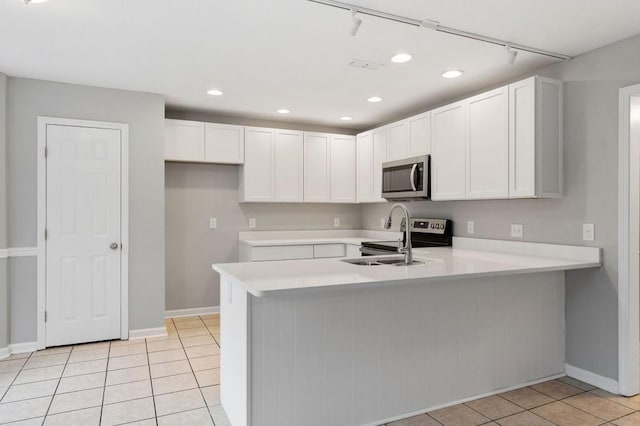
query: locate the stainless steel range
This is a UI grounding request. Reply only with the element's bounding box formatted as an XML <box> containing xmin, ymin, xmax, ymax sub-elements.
<box><xmin>360</xmin><ymin>218</ymin><xmax>453</xmax><ymax>256</ymax></box>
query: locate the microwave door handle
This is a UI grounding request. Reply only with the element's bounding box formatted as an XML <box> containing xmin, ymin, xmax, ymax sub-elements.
<box><xmin>410</xmin><ymin>163</ymin><xmax>417</xmax><ymax>191</ymax></box>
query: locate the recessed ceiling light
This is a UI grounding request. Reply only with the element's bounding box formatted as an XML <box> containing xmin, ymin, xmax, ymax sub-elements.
<box><xmin>441</xmin><ymin>70</ymin><xmax>463</xmax><ymax>79</ymax></box>
<box><xmin>340</xmin><ymin>116</ymin><xmax>353</xmax><ymax>121</ymax></box>
<box><xmin>367</xmin><ymin>96</ymin><xmax>383</xmax><ymax>103</ymax></box>
<box><xmin>390</xmin><ymin>53</ymin><xmax>412</xmax><ymax>64</ymax></box>
<box><xmin>206</xmin><ymin>89</ymin><xmax>224</xmax><ymax>96</ymax></box>
<box><xmin>277</xmin><ymin>109</ymin><xmax>290</xmax><ymax>114</ymax></box>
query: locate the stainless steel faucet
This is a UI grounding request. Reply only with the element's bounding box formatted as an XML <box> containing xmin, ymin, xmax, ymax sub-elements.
<box><xmin>384</xmin><ymin>203</ymin><xmax>413</xmax><ymax>265</ymax></box>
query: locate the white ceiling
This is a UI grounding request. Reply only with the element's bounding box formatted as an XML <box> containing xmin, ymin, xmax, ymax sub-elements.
<box><xmin>1</xmin><ymin>0</ymin><xmax>639</xmax><ymax>129</ymax></box>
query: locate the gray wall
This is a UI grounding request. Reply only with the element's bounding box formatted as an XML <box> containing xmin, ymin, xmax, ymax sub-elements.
<box><xmin>6</xmin><ymin>77</ymin><xmax>166</xmax><ymax>342</ymax></box>
<box><xmin>362</xmin><ymin>34</ymin><xmax>640</xmax><ymax>381</ymax></box>
<box><xmin>0</xmin><ymin>73</ymin><xmax>7</xmax><ymax>349</ymax></box>
<box><xmin>165</xmin><ymin>162</ymin><xmax>361</xmax><ymax>311</ymax></box>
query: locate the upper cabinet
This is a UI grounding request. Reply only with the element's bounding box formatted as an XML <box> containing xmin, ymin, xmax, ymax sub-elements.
<box><xmin>431</xmin><ymin>76</ymin><xmax>562</xmax><ymax>201</ymax></box>
<box><xmin>386</xmin><ymin>112</ymin><xmax>431</xmax><ymax>161</ymax></box>
<box><xmin>204</xmin><ymin>123</ymin><xmax>244</xmax><ymax>164</ymax></box>
<box><xmin>165</xmin><ymin>119</ymin><xmax>204</xmax><ymax>162</ymax></box>
<box><xmin>304</xmin><ymin>133</ymin><xmax>356</xmax><ymax>203</ymax></box>
<box><xmin>357</xmin><ymin>126</ymin><xmax>387</xmax><ymax>203</ymax></box>
<box><xmin>165</xmin><ymin>119</ymin><xmax>244</xmax><ymax>164</ymax></box>
<box><xmin>431</xmin><ymin>101</ymin><xmax>467</xmax><ymax>201</ymax></box>
<box><xmin>240</xmin><ymin>127</ymin><xmax>304</xmax><ymax>202</ymax></box>
<box><xmin>509</xmin><ymin>77</ymin><xmax>563</xmax><ymax>198</ymax></box>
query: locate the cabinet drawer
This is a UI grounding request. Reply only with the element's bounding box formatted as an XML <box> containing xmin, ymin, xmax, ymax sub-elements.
<box><xmin>252</xmin><ymin>245</ymin><xmax>313</xmax><ymax>261</ymax></box>
<box><xmin>313</xmin><ymin>244</ymin><xmax>346</xmax><ymax>258</ymax></box>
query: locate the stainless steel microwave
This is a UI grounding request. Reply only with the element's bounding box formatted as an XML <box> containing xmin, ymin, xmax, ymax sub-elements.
<box><xmin>381</xmin><ymin>155</ymin><xmax>430</xmax><ymax>200</ymax></box>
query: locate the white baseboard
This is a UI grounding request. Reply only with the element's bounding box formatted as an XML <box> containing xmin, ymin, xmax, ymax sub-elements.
<box><xmin>566</xmin><ymin>363</ymin><xmax>619</xmax><ymax>394</ymax></box>
<box><xmin>165</xmin><ymin>306</ymin><xmax>219</xmax><ymax>319</ymax></box>
<box><xmin>128</xmin><ymin>327</ymin><xmax>167</xmax><ymax>340</ymax></box>
<box><xmin>0</xmin><ymin>347</ymin><xmax>9</xmax><ymax>360</ymax></box>
<box><xmin>9</xmin><ymin>341</ymin><xmax>39</xmax><ymax>354</ymax></box>
<box><xmin>366</xmin><ymin>372</ymin><xmax>566</xmax><ymax>426</ymax></box>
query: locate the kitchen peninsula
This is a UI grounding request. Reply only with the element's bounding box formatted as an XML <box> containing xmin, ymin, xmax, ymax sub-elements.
<box><xmin>212</xmin><ymin>238</ymin><xmax>600</xmax><ymax>426</ymax></box>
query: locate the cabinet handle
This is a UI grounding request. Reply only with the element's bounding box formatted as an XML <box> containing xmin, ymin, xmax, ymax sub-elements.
<box><xmin>410</xmin><ymin>164</ymin><xmax>417</xmax><ymax>191</ymax></box>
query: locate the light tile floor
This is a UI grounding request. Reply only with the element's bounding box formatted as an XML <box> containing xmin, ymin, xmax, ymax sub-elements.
<box><xmin>4</xmin><ymin>315</ymin><xmax>640</xmax><ymax>425</ymax></box>
<box><xmin>386</xmin><ymin>377</ymin><xmax>640</xmax><ymax>426</ymax></box>
<box><xmin>0</xmin><ymin>314</ymin><xmax>229</xmax><ymax>425</ymax></box>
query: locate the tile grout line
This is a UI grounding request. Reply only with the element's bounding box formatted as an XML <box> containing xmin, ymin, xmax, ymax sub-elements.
<box><xmin>175</xmin><ymin>316</ymin><xmax>215</xmax><ymax>424</ymax></box>
<box><xmin>146</xmin><ymin>319</ymin><xmax>172</xmax><ymax>425</ymax></box>
<box><xmin>0</xmin><ymin>351</ymin><xmax>35</xmax><ymax>406</ymax></box>
<box><xmin>41</xmin><ymin>344</ymin><xmax>74</xmax><ymax>422</ymax></box>
<box><xmin>97</xmin><ymin>340</ymin><xmax>112</xmax><ymax>425</ymax></box>
<box><xmin>198</xmin><ymin>314</ymin><xmax>219</xmax><ymax>424</ymax></box>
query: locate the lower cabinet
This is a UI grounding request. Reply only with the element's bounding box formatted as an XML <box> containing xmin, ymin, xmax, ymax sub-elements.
<box><xmin>241</xmin><ymin>243</ymin><xmax>353</xmax><ymax>262</ymax></box>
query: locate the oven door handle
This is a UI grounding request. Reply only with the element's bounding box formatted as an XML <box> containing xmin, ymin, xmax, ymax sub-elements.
<box><xmin>410</xmin><ymin>163</ymin><xmax>418</xmax><ymax>191</ymax></box>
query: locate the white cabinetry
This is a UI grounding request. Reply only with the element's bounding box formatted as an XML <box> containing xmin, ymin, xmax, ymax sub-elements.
<box><xmin>509</xmin><ymin>77</ymin><xmax>563</xmax><ymax>198</ymax></box>
<box><xmin>165</xmin><ymin>119</ymin><xmax>205</xmax><ymax>162</ymax></box>
<box><xmin>304</xmin><ymin>133</ymin><xmax>331</xmax><ymax>202</ymax></box>
<box><xmin>431</xmin><ymin>101</ymin><xmax>467</xmax><ymax>200</ymax></box>
<box><xmin>357</xmin><ymin>126</ymin><xmax>387</xmax><ymax>203</ymax></box>
<box><xmin>304</xmin><ymin>133</ymin><xmax>356</xmax><ymax>203</ymax></box>
<box><xmin>386</xmin><ymin>112</ymin><xmax>431</xmax><ymax>161</ymax></box>
<box><xmin>430</xmin><ymin>76</ymin><xmax>562</xmax><ymax>201</ymax></box>
<box><xmin>330</xmin><ymin>134</ymin><xmax>356</xmax><ymax>203</ymax></box>
<box><xmin>466</xmin><ymin>86</ymin><xmax>509</xmax><ymax>199</ymax></box>
<box><xmin>240</xmin><ymin>127</ymin><xmax>304</xmax><ymax>202</ymax></box>
<box><xmin>204</xmin><ymin>123</ymin><xmax>244</xmax><ymax>164</ymax></box>
<box><xmin>165</xmin><ymin>119</ymin><xmax>244</xmax><ymax>164</ymax></box>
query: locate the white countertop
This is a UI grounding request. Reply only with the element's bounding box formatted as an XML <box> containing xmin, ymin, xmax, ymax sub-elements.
<box><xmin>213</xmin><ymin>237</ymin><xmax>601</xmax><ymax>297</ymax></box>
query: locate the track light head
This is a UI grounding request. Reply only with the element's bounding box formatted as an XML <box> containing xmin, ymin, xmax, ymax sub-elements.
<box><xmin>506</xmin><ymin>45</ymin><xmax>518</xmax><ymax>66</ymax></box>
<box><xmin>350</xmin><ymin>9</ymin><xmax>362</xmax><ymax>36</ymax></box>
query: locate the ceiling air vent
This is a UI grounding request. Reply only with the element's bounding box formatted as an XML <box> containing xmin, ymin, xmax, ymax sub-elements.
<box><xmin>348</xmin><ymin>59</ymin><xmax>385</xmax><ymax>71</ymax></box>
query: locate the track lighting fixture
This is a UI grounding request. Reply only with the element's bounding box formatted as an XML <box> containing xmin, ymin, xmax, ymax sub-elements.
<box><xmin>506</xmin><ymin>45</ymin><xmax>518</xmax><ymax>66</ymax></box>
<box><xmin>307</xmin><ymin>0</ymin><xmax>571</xmax><ymax>61</ymax></box>
<box><xmin>350</xmin><ymin>9</ymin><xmax>362</xmax><ymax>37</ymax></box>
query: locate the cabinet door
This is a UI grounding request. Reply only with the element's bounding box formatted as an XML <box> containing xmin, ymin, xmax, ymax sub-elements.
<box><xmin>165</xmin><ymin>119</ymin><xmax>204</xmax><ymax>161</ymax></box>
<box><xmin>274</xmin><ymin>130</ymin><xmax>304</xmax><ymax>202</ymax></box>
<box><xmin>356</xmin><ymin>132</ymin><xmax>373</xmax><ymax>202</ymax></box>
<box><xmin>387</xmin><ymin>120</ymin><xmax>409</xmax><ymax>160</ymax></box>
<box><xmin>466</xmin><ymin>86</ymin><xmax>509</xmax><ymax>199</ymax></box>
<box><xmin>330</xmin><ymin>135</ymin><xmax>357</xmax><ymax>202</ymax></box>
<box><xmin>508</xmin><ymin>78</ymin><xmax>536</xmax><ymax>198</ymax></box>
<box><xmin>372</xmin><ymin>126</ymin><xmax>388</xmax><ymax>202</ymax></box>
<box><xmin>204</xmin><ymin>123</ymin><xmax>244</xmax><ymax>164</ymax></box>
<box><xmin>242</xmin><ymin>127</ymin><xmax>274</xmax><ymax>201</ymax></box>
<box><xmin>409</xmin><ymin>112</ymin><xmax>431</xmax><ymax>156</ymax></box>
<box><xmin>304</xmin><ymin>133</ymin><xmax>331</xmax><ymax>202</ymax></box>
<box><xmin>431</xmin><ymin>101</ymin><xmax>467</xmax><ymax>200</ymax></box>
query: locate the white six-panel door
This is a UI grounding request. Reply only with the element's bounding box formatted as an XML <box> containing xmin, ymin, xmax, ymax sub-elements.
<box><xmin>45</xmin><ymin>124</ymin><xmax>122</xmax><ymax>347</ymax></box>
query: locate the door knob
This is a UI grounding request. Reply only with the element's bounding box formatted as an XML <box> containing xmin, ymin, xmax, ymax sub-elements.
<box><xmin>110</xmin><ymin>242</ymin><xmax>119</xmax><ymax>250</ymax></box>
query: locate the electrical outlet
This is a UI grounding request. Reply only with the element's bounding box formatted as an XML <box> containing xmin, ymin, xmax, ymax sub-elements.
<box><xmin>209</xmin><ymin>218</ymin><xmax>217</xmax><ymax>229</ymax></box>
<box><xmin>467</xmin><ymin>221</ymin><xmax>475</xmax><ymax>234</ymax></box>
<box><xmin>249</xmin><ymin>218</ymin><xmax>256</xmax><ymax>229</ymax></box>
<box><xmin>583</xmin><ymin>223</ymin><xmax>595</xmax><ymax>241</ymax></box>
<box><xmin>380</xmin><ymin>218</ymin><xmax>386</xmax><ymax>229</ymax></box>
<box><xmin>511</xmin><ymin>224</ymin><xmax>524</xmax><ymax>238</ymax></box>
<box><xmin>333</xmin><ymin>217</ymin><xmax>340</xmax><ymax>227</ymax></box>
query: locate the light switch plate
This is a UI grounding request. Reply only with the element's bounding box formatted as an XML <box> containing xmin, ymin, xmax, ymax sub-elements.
<box><xmin>249</xmin><ymin>218</ymin><xmax>256</xmax><ymax>229</ymax></box>
<box><xmin>333</xmin><ymin>217</ymin><xmax>340</xmax><ymax>227</ymax></box>
<box><xmin>467</xmin><ymin>221</ymin><xmax>475</xmax><ymax>234</ymax></box>
<box><xmin>511</xmin><ymin>224</ymin><xmax>524</xmax><ymax>238</ymax></box>
<box><xmin>583</xmin><ymin>223</ymin><xmax>595</xmax><ymax>241</ymax></box>
<box><xmin>209</xmin><ymin>218</ymin><xmax>217</xmax><ymax>229</ymax></box>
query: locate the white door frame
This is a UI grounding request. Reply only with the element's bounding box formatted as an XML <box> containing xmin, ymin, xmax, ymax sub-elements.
<box><xmin>36</xmin><ymin>116</ymin><xmax>129</xmax><ymax>350</ymax></box>
<box><xmin>618</xmin><ymin>83</ymin><xmax>640</xmax><ymax>396</ymax></box>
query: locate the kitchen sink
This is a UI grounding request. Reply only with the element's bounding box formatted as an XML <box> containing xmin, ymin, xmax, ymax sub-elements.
<box><xmin>341</xmin><ymin>255</ymin><xmax>424</xmax><ymax>267</ymax></box>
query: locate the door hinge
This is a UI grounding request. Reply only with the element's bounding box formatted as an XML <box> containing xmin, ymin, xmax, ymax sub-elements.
<box><xmin>44</xmin><ymin>146</ymin><xmax>48</xmax><ymax>158</ymax></box>
<box><xmin>44</xmin><ymin>311</ymin><xmax>47</xmax><ymax>322</ymax></box>
<box><xmin>44</xmin><ymin>229</ymin><xmax>47</xmax><ymax>240</ymax></box>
